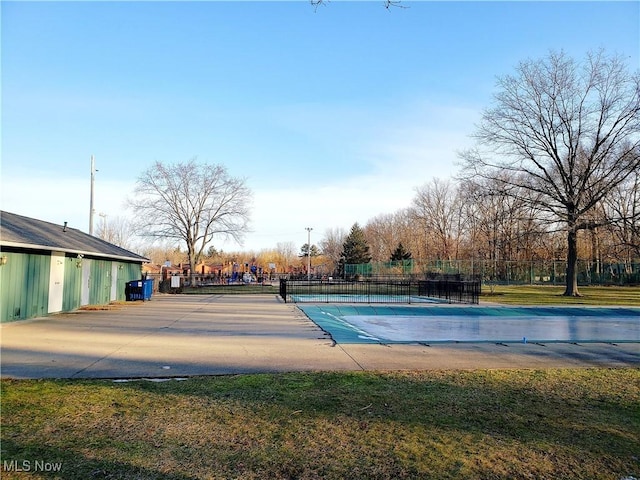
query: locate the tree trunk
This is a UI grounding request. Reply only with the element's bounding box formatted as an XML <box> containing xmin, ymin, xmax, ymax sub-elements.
<box><xmin>187</xmin><ymin>243</ymin><xmax>196</xmax><ymax>287</ymax></box>
<box><xmin>564</xmin><ymin>226</ymin><xmax>581</xmax><ymax>296</ymax></box>
<box><xmin>187</xmin><ymin>255</ymin><xmax>194</xmax><ymax>286</ymax></box>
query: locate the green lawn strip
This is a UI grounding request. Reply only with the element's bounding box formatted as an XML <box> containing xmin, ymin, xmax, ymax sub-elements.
<box><xmin>2</xmin><ymin>369</ymin><xmax>638</xmax><ymax>479</ymax></box>
<box><xmin>482</xmin><ymin>285</ymin><xmax>640</xmax><ymax>306</ymax></box>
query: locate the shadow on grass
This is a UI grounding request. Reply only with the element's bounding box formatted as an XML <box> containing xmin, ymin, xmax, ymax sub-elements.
<box><xmin>0</xmin><ymin>439</ymin><xmax>198</xmax><ymax>480</ymax></box>
<box><xmin>3</xmin><ymin>370</ymin><xmax>639</xmax><ymax>479</ymax></box>
<box><xmin>106</xmin><ymin>371</ymin><xmax>640</xmax><ymax>477</ymax></box>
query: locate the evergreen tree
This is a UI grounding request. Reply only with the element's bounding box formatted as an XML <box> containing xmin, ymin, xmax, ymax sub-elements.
<box><xmin>338</xmin><ymin>223</ymin><xmax>372</xmax><ymax>277</ymax></box>
<box><xmin>390</xmin><ymin>242</ymin><xmax>412</xmax><ymax>261</ymax></box>
<box><xmin>299</xmin><ymin>243</ymin><xmax>320</xmax><ymax>258</ymax></box>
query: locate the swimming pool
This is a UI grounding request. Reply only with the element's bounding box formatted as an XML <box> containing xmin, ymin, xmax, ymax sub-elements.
<box><xmin>297</xmin><ymin>305</ymin><xmax>640</xmax><ymax>344</ymax></box>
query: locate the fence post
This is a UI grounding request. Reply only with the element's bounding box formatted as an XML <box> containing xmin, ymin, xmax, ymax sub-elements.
<box><xmin>279</xmin><ymin>279</ymin><xmax>287</xmax><ymax>303</ymax></box>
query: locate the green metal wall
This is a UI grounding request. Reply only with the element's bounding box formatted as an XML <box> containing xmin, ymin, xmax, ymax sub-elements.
<box><xmin>89</xmin><ymin>258</ymin><xmax>112</xmax><ymax>306</ymax></box>
<box><xmin>86</xmin><ymin>259</ymin><xmax>142</xmax><ymax>305</ymax></box>
<box><xmin>62</xmin><ymin>255</ymin><xmax>83</xmax><ymax>312</ymax></box>
<box><xmin>0</xmin><ymin>251</ymin><xmax>50</xmax><ymax>322</ymax></box>
<box><xmin>116</xmin><ymin>262</ymin><xmax>142</xmax><ymax>301</ymax></box>
<box><xmin>0</xmin><ymin>248</ymin><xmax>144</xmax><ymax>323</ymax></box>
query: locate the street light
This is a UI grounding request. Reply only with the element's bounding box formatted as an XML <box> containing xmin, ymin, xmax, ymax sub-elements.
<box><xmin>89</xmin><ymin>155</ymin><xmax>96</xmax><ymax>235</ymax></box>
<box><xmin>305</xmin><ymin>227</ymin><xmax>313</xmax><ymax>281</ymax></box>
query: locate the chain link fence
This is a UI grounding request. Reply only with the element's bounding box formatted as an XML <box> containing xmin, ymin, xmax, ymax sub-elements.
<box><xmin>344</xmin><ymin>260</ymin><xmax>639</xmax><ymax>286</ymax></box>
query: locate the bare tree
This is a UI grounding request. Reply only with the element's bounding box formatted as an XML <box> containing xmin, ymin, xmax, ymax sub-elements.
<box><xmin>459</xmin><ymin>50</ymin><xmax>640</xmax><ymax>296</ymax></box>
<box><xmin>275</xmin><ymin>241</ymin><xmax>297</xmax><ymax>274</ymax></box>
<box><xmin>364</xmin><ymin>213</ymin><xmax>401</xmax><ymax>262</ymax></box>
<box><xmin>129</xmin><ymin>159</ymin><xmax>252</xmax><ymax>285</ymax></box>
<box><xmin>603</xmin><ymin>168</ymin><xmax>640</xmax><ymax>260</ymax></box>
<box><xmin>96</xmin><ymin>215</ymin><xmax>136</xmax><ymax>251</ymax></box>
<box><xmin>459</xmin><ymin>175</ymin><xmax>553</xmax><ymax>284</ymax></box>
<box><xmin>310</xmin><ymin>0</ymin><xmax>405</xmax><ymax>10</ymax></box>
<box><xmin>410</xmin><ymin>178</ymin><xmax>463</xmax><ymax>262</ymax></box>
<box><xmin>319</xmin><ymin>227</ymin><xmax>346</xmax><ymax>274</ymax></box>
<box><xmin>141</xmin><ymin>244</ymin><xmax>187</xmax><ymax>267</ymax></box>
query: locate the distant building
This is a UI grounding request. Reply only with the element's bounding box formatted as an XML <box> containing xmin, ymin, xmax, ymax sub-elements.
<box><xmin>0</xmin><ymin>211</ymin><xmax>149</xmax><ymax>322</ymax></box>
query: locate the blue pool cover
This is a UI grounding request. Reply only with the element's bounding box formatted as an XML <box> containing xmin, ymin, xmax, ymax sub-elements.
<box><xmin>297</xmin><ymin>305</ymin><xmax>640</xmax><ymax>344</ymax></box>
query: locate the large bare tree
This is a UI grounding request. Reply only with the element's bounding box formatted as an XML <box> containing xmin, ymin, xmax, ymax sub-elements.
<box><xmin>460</xmin><ymin>50</ymin><xmax>640</xmax><ymax>296</ymax></box>
<box><xmin>130</xmin><ymin>159</ymin><xmax>252</xmax><ymax>284</ymax></box>
<box><xmin>410</xmin><ymin>178</ymin><xmax>463</xmax><ymax>262</ymax></box>
<box><xmin>364</xmin><ymin>212</ymin><xmax>402</xmax><ymax>262</ymax></box>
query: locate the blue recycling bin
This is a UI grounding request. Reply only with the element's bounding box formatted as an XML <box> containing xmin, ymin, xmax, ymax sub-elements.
<box><xmin>142</xmin><ymin>278</ymin><xmax>153</xmax><ymax>300</ymax></box>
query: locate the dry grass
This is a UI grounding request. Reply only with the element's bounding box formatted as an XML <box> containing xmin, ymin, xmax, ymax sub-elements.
<box><xmin>2</xmin><ymin>369</ymin><xmax>639</xmax><ymax>479</ymax></box>
<box><xmin>78</xmin><ymin>301</ymin><xmax>130</xmax><ymax>311</ymax></box>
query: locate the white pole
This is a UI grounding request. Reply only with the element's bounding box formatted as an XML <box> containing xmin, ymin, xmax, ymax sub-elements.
<box><xmin>305</xmin><ymin>227</ymin><xmax>313</xmax><ymax>281</ymax></box>
<box><xmin>89</xmin><ymin>155</ymin><xmax>95</xmax><ymax>235</ymax></box>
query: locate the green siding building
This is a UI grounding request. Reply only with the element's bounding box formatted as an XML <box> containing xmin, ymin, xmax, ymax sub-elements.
<box><xmin>0</xmin><ymin>211</ymin><xmax>149</xmax><ymax>323</ymax></box>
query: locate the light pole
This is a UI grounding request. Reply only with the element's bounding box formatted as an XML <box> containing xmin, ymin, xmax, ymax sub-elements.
<box><xmin>305</xmin><ymin>227</ymin><xmax>313</xmax><ymax>281</ymax></box>
<box><xmin>89</xmin><ymin>155</ymin><xmax>96</xmax><ymax>235</ymax></box>
<box><xmin>98</xmin><ymin>212</ymin><xmax>107</xmax><ymax>238</ymax></box>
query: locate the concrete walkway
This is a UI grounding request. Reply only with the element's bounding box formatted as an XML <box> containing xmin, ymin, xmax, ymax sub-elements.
<box><xmin>1</xmin><ymin>294</ymin><xmax>638</xmax><ymax>379</ymax></box>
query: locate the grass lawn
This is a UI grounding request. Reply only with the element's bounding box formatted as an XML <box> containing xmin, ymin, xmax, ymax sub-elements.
<box><xmin>2</xmin><ymin>369</ymin><xmax>639</xmax><ymax>479</ymax></box>
<box><xmin>482</xmin><ymin>285</ymin><xmax>640</xmax><ymax>306</ymax></box>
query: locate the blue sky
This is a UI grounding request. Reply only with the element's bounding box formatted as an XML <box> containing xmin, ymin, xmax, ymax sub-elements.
<box><xmin>2</xmin><ymin>1</ymin><xmax>639</xmax><ymax>253</ymax></box>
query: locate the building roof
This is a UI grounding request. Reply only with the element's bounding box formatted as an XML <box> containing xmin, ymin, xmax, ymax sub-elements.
<box><xmin>0</xmin><ymin>211</ymin><xmax>149</xmax><ymax>263</ymax></box>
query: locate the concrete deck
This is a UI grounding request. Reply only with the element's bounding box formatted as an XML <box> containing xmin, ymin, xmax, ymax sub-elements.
<box><xmin>1</xmin><ymin>294</ymin><xmax>638</xmax><ymax>379</ymax></box>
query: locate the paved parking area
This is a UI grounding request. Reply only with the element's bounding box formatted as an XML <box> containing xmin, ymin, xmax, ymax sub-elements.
<box><xmin>1</xmin><ymin>294</ymin><xmax>638</xmax><ymax>379</ymax></box>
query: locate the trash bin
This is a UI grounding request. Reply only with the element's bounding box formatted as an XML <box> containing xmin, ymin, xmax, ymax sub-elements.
<box><xmin>125</xmin><ymin>279</ymin><xmax>153</xmax><ymax>301</ymax></box>
<box><xmin>142</xmin><ymin>278</ymin><xmax>153</xmax><ymax>300</ymax></box>
<box><xmin>125</xmin><ymin>281</ymin><xmax>143</xmax><ymax>301</ymax></box>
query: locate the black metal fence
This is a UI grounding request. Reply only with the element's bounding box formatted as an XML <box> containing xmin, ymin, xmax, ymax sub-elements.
<box><xmin>417</xmin><ymin>279</ymin><xmax>481</xmax><ymax>304</ymax></box>
<box><xmin>279</xmin><ymin>278</ymin><xmax>480</xmax><ymax>304</ymax></box>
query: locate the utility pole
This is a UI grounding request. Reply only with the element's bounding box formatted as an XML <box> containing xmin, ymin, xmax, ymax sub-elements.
<box><xmin>89</xmin><ymin>155</ymin><xmax>96</xmax><ymax>235</ymax></box>
<box><xmin>305</xmin><ymin>227</ymin><xmax>313</xmax><ymax>281</ymax></box>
